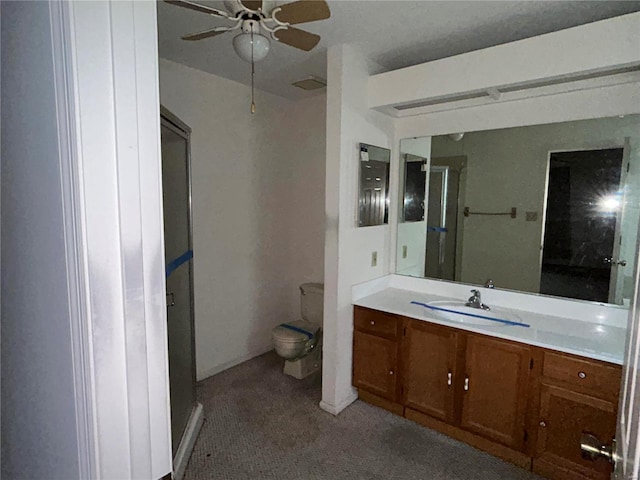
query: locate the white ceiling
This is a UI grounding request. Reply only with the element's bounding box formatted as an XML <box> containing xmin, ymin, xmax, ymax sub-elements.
<box><xmin>157</xmin><ymin>0</ymin><xmax>640</xmax><ymax>100</ymax></box>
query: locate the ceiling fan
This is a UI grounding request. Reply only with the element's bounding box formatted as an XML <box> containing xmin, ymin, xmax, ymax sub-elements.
<box><xmin>165</xmin><ymin>0</ymin><xmax>331</xmax><ymax>112</ymax></box>
<box><xmin>166</xmin><ymin>0</ymin><xmax>330</xmax><ymax>53</ymax></box>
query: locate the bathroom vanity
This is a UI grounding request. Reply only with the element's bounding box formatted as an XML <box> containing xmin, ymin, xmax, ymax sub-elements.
<box><xmin>351</xmin><ymin>279</ymin><xmax>626</xmax><ymax>480</ymax></box>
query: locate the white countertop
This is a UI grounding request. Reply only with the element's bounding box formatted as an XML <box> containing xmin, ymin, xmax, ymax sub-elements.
<box><xmin>353</xmin><ymin>286</ymin><xmax>626</xmax><ymax>365</ymax></box>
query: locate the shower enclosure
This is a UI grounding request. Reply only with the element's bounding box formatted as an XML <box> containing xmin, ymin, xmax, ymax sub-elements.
<box><xmin>160</xmin><ymin>107</ymin><xmax>202</xmax><ymax>479</ymax></box>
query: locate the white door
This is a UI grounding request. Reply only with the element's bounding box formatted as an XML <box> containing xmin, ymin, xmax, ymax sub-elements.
<box><xmin>613</xmin><ymin>227</ymin><xmax>640</xmax><ymax>478</ymax></box>
<box><xmin>609</xmin><ymin>138</ymin><xmax>632</xmax><ymax>304</ymax></box>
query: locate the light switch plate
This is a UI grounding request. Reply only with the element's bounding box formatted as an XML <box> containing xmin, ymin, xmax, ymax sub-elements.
<box><xmin>371</xmin><ymin>251</ymin><xmax>378</xmax><ymax>267</ymax></box>
<box><xmin>402</xmin><ymin>245</ymin><xmax>408</xmax><ymax>258</ymax></box>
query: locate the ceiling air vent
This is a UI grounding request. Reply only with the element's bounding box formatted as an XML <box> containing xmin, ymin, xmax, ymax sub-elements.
<box><xmin>292</xmin><ymin>76</ymin><xmax>327</xmax><ymax>91</ymax></box>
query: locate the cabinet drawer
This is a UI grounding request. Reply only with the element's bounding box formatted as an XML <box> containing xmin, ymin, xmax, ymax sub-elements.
<box><xmin>542</xmin><ymin>351</ymin><xmax>621</xmax><ymax>398</ymax></box>
<box><xmin>354</xmin><ymin>306</ymin><xmax>398</xmax><ymax>339</ymax></box>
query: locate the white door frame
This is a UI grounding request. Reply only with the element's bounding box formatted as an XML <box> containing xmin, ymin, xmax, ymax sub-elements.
<box><xmin>51</xmin><ymin>1</ymin><xmax>172</xmax><ymax>478</ymax></box>
<box><xmin>615</xmin><ymin>212</ymin><xmax>640</xmax><ymax>478</ymax></box>
<box><xmin>611</xmin><ymin>139</ymin><xmax>633</xmax><ymax>305</ymax></box>
<box><xmin>48</xmin><ymin>1</ymin><xmax>96</xmax><ymax>476</ymax></box>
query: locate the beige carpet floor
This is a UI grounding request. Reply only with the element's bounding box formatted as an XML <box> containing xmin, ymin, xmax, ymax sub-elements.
<box><xmin>183</xmin><ymin>351</ymin><xmax>543</xmax><ymax>480</ymax></box>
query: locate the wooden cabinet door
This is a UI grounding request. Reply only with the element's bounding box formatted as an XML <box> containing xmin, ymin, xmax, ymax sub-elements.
<box><xmin>353</xmin><ymin>331</ymin><xmax>397</xmax><ymax>401</ymax></box>
<box><xmin>533</xmin><ymin>383</ymin><xmax>616</xmax><ymax>480</ymax></box>
<box><xmin>460</xmin><ymin>334</ymin><xmax>531</xmax><ymax>451</ymax></box>
<box><xmin>403</xmin><ymin>320</ymin><xmax>461</xmax><ymax>423</ymax></box>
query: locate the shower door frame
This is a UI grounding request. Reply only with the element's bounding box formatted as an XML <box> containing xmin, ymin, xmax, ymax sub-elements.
<box><xmin>160</xmin><ymin>105</ymin><xmax>199</xmax><ymax>475</ymax></box>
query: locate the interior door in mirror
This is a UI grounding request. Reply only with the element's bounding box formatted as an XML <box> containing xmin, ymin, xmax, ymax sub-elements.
<box><xmin>403</xmin><ymin>156</ymin><xmax>426</xmax><ymax>222</ymax></box>
<box><xmin>540</xmin><ymin>148</ymin><xmax>624</xmax><ymax>304</ymax></box>
<box><xmin>425</xmin><ymin>157</ymin><xmax>466</xmax><ymax>281</ymax></box>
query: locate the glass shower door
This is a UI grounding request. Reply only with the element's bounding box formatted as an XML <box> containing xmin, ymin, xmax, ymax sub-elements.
<box><xmin>160</xmin><ymin>116</ymin><xmax>196</xmax><ymax>457</ymax></box>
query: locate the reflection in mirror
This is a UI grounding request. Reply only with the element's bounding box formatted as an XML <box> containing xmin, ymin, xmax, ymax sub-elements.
<box><xmin>358</xmin><ymin>143</ymin><xmax>390</xmax><ymax>227</ymax></box>
<box><xmin>403</xmin><ymin>155</ymin><xmax>426</xmax><ymax>222</ymax></box>
<box><xmin>425</xmin><ymin>156</ymin><xmax>466</xmax><ymax>281</ymax></box>
<box><xmin>397</xmin><ymin>138</ymin><xmax>430</xmax><ymax>276</ymax></box>
<box><xmin>396</xmin><ymin>115</ymin><xmax>640</xmax><ymax>306</ymax></box>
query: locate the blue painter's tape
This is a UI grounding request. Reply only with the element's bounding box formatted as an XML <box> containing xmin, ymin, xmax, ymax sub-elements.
<box><xmin>279</xmin><ymin>323</ymin><xmax>315</xmax><ymax>339</ymax></box>
<box><xmin>166</xmin><ymin>250</ymin><xmax>193</xmax><ymax>279</ymax></box>
<box><xmin>410</xmin><ymin>301</ymin><xmax>530</xmax><ymax>328</ymax></box>
<box><xmin>427</xmin><ymin>226</ymin><xmax>448</xmax><ymax>232</ymax></box>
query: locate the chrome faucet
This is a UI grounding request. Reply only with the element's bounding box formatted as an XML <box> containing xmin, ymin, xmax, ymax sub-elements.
<box><xmin>466</xmin><ymin>289</ymin><xmax>490</xmax><ymax>310</ymax></box>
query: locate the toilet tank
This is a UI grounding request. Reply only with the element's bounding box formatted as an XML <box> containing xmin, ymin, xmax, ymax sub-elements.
<box><xmin>300</xmin><ymin>283</ymin><xmax>324</xmax><ymax>325</ymax></box>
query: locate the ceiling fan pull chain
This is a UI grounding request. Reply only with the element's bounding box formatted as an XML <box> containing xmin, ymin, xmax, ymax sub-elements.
<box><xmin>251</xmin><ymin>30</ymin><xmax>256</xmax><ymax>114</ymax></box>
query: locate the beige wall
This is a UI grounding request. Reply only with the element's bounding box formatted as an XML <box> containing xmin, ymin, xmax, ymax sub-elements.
<box><xmin>159</xmin><ymin>59</ymin><xmax>326</xmax><ymax>380</ymax></box>
<box><xmin>280</xmin><ymin>95</ymin><xmax>327</xmax><ymax>324</ymax></box>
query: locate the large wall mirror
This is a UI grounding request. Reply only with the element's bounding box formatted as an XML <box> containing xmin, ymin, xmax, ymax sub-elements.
<box><xmin>358</xmin><ymin>143</ymin><xmax>391</xmax><ymax>227</ymax></box>
<box><xmin>396</xmin><ymin>114</ymin><xmax>640</xmax><ymax>306</ymax></box>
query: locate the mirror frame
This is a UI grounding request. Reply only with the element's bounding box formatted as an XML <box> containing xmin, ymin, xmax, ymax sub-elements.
<box><xmin>391</xmin><ymin>85</ymin><xmax>640</xmax><ymax>309</ymax></box>
<box><xmin>358</xmin><ymin>142</ymin><xmax>391</xmax><ymax>227</ymax></box>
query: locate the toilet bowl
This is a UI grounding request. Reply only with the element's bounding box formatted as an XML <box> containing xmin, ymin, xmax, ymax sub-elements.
<box><xmin>272</xmin><ymin>283</ymin><xmax>323</xmax><ymax>379</ymax></box>
<box><xmin>272</xmin><ymin>320</ymin><xmax>319</xmax><ymax>359</ymax></box>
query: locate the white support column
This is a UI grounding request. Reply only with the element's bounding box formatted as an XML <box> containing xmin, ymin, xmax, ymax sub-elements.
<box><xmin>321</xmin><ymin>45</ymin><xmax>395</xmax><ymax>415</ymax></box>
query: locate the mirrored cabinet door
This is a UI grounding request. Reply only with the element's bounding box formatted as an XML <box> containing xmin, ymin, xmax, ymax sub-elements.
<box><xmin>358</xmin><ymin>143</ymin><xmax>391</xmax><ymax>227</ymax></box>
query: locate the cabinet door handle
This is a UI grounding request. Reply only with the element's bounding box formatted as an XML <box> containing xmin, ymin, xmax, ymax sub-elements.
<box><xmin>447</xmin><ymin>371</ymin><xmax>452</xmax><ymax>387</ymax></box>
<box><xmin>389</xmin><ymin>370</ymin><xmax>394</xmax><ymax>376</ymax></box>
<box><xmin>370</xmin><ymin>321</ymin><xmax>375</xmax><ymax>325</ymax></box>
<box><xmin>578</xmin><ymin>371</ymin><xmax>587</xmax><ymax>379</ymax></box>
<box><xmin>539</xmin><ymin>421</ymin><xmax>547</xmax><ymax>428</ymax></box>
<box><xmin>464</xmin><ymin>376</ymin><xmax>469</xmax><ymax>391</ymax></box>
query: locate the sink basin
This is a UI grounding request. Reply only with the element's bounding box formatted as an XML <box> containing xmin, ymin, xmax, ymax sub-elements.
<box><xmin>421</xmin><ymin>300</ymin><xmax>527</xmax><ymax>327</ymax></box>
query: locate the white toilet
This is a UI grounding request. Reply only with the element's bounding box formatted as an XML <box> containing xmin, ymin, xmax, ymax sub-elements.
<box><xmin>271</xmin><ymin>283</ymin><xmax>323</xmax><ymax>379</ymax></box>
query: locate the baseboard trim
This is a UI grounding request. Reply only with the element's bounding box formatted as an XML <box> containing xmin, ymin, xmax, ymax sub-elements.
<box><xmin>197</xmin><ymin>344</ymin><xmax>273</xmax><ymax>381</ymax></box>
<box><xmin>357</xmin><ymin>389</ymin><xmax>404</xmax><ymax>416</ymax></box>
<box><xmin>405</xmin><ymin>408</ymin><xmax>531</xmax><ymax>470</ymax></box>
<box><xmin>319</xmin><ymin>392</ymin><xmax>359</xmax><ymax>416</ymax></box>
<box><xmin>532</xmin><ymin>457</ymin><xmax>607</xmax><ymax>480</ymax></box>
<box><xmin>173</xmin><ymin>403</ymin><xmax>204</xmax><ymax>480</ymax></box>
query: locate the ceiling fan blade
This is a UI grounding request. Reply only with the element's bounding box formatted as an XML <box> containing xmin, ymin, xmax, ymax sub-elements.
<box><xmin>241</xmin><ymin>0</ymin><xmax>263</xmax><ymax>10</ymax></box>
<box><xmin>164</xmin><ymin>0</ymin><xmax>229</xmax><ymax>18</ymax></box>
<box><xmin>274</xmin><ymin>27</ymin><xmax>320</xmax><ymax>51</ymax></box>
<box><xmin>181</xmin><ymin>28</ymin><xmax>229</xmax><ymax>41</ymax></box>
<box><xmin>275</xmin><ymin>0</ymin><xmax>330</xmax><ymax>25</ymax></box>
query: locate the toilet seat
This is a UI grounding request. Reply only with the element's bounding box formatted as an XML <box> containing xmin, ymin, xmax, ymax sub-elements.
<box><xmin>272</xmin><ymin>320</ymin><xmax>318</xmax><ymax>342</ymax></box>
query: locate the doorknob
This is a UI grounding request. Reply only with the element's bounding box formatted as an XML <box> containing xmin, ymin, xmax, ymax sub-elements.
<box><xmin>604</xmin><ymin>257</ymin><xmax>627</xmax><ymax>267</ymax></box>
<box><xmin>166</xmin><ymin>292</ymin><xmax>175</xmax><ymax>308</ymax></box>
<box><xmin>580</xmin><ymin>433</ymin><xmax>616</xmax><ymax>466</ymax></box>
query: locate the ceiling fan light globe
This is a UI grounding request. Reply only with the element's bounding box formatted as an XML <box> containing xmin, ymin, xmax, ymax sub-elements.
<box><xmin>233</xmin><ymin>33</ymin><xmax>270</xmax><ymax>62</ymax></box>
